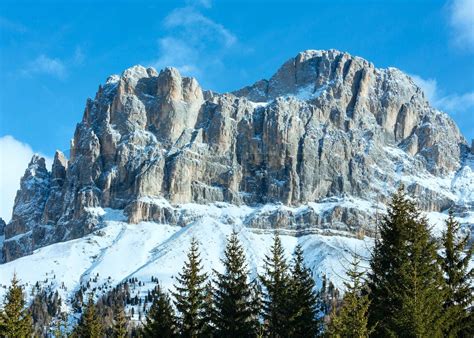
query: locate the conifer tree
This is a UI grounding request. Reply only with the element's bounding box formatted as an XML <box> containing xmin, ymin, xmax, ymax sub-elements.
<box><xmin>368</xmin><ymin>186</ymin><xmax>445</xmax><ymax>337</ymax></box>
<box><xmin>76</xmin><ymin>293</ymin><xmax>103</xmax><ymax>338</ymax></box>
<box><xmin>249</xmin><ymin>280</ymin><xmax>263</xmax><ymax>336</ymax></box>
<box><xmin>260</xmin><ymin>234</ymin><xmax>290</xmax><ymax>337</ymax></box>
<box><xmin>328</xmin><ymin>255</ymin><xmax>372</xmax><ymax>337</ymax></box>
<box><xmin>200</xmin><ymin>281</ymin><xmax>215</xmax><ymax>337</ymax></box>
<box><xmin>0</xmin><ymin>273</ymin><xmax>32</xmax><ymax>337</ymax></box>
<box><xmin>441</xmin><ymin>212</ymin><xmax>474</xmax><ymax>337</ymax></box>
<box><xmin>172</xmin><ymin>237</ymin><xmax>208</xmax><ymax>337</ymax></box>
<box><xmin>287</xmin><ymin>244</ymin><xmax>320</xmax><ymax>337</ymax></box>
<box><xmin>143</xmin><ymin>284</ymin><xmax>177</xmax><ymax>338</ymax></box>
<box><xmin>113</xmin><ymin>303</ymin><xmax>128</xmax><ymax>338</ymax></box>
<box><xmin>213</xmin><ymin>230</ymin><xmax>260</xmax><ymax>337</ymax></box>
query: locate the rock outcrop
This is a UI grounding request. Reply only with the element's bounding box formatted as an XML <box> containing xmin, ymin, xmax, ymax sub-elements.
<box><xmin>2</xmin><ymin>49</ymin><xmax>472</xmax><ymax>262</ymax></box>
<box><xmin>3</xmin><ymin>156</ymin><xmax>52</xmax><ymax>262</ymax></box>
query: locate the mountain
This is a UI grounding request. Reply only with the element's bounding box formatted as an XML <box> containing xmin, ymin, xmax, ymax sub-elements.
<box><xmin>0</xmin><ymin>50</ymin><xmax>472</xmax><ymax>304</ymax></box>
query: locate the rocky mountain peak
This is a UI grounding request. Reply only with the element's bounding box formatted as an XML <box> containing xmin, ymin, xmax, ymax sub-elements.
<box><xmin>234</xmin><ymin>49</ymin><xmax>371</xmax><ymax>99</ymax></box>
<box><xmin>27</xmin><ymin>154</ymin><xmax>48</xmax><ymax>174</ymax></box>
<box><xmin>235</xmin><ymin>49</ymin><xmax>465</xmax><ymax>172</ymax></box>
<box><xmin>3</xmin><ymin>154</ymin><xmax>51</xmax><ymax>261</ymax></box>
<box><xmin>51</xmin><ymin>150</ymin><xmax>67</xmax><ymax>180</ymax></box>
<box><xmin>2</xmin><ymin>49</ymin><xmax>472</xmax><ymax>262</ymax></box>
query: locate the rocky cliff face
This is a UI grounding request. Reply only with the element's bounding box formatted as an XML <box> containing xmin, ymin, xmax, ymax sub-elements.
<box><xmin>2</xmin><ymin>49</ymin><xmax>472</xmax><ymax>262</ymax></box>
<box><xmin>0</xmin><ymin>218</ymin><xmax>5</xmax><ymax>244</ymax></box>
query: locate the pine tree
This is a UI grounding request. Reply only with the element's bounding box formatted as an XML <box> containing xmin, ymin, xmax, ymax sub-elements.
<box><xmin>328</xmin><ymin>255</ymin><xmax>372</xmax><ymax>337</ymax></box>
<box><xmin>249</xmin><ymin>280</ymin><xmax>263</xmax><ymax>336</ymax></box>
<box><xmin>0</xmin><ymin>273</ymin><xmax>32</xmax><ymax>337</ymax></box>
<box><xmin>287</xmin><ymin>244</ymin><xmax>320</xmax><ymax>337</ymax></box>
<box><xmin>113</xmin><ymin>303</ymin><xmax>128</xmax><ymax>338</ymax></box>
<box><xmin>213</xmin><ymin>230</ymin><xmax>260</xmax><ymax>337</ymax></box>
<box><xmin>441</xmin><ymin>212</ymin><xmax>474</xmax><ymax>337</ymax></box>
<box><xmin>172</xmin><ymin>237</ymin><xmax>208</xmax><ymax>337</ymax></box>
<box><xmin>143</xmin><ymin>284</ymin><xmax>177</xmax><ymax>338</ymax></box>
<box><xmin>76</xmin><ymin>293</ymin><xmax>103</xmax><ymax>338</ymax></box>
<box><xmin>260</xmin><ymin>234</ymin><xmax>290</xmax><ymax>338</ymax></box>
<box><xmin>368</xmin><ymin>186</ymin><xmax>445</xmax><ymax>337</ymax></box>
<box><xmin>200</xmin><ymin>281</ymin><xmax>215</xmax><ymax>337</ymax></box>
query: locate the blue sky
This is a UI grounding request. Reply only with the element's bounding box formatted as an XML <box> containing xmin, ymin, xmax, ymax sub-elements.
<box><xmin>0</xmin><ymin>0</ymin><xmax>473</xmax><ymax>219</ymax></box>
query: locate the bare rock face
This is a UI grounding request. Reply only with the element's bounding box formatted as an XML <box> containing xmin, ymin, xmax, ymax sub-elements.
<box><xmin>42</xmin><ymin>150</ymin><xmax>67</xmax><ymax>224</ymax></box>
<box><xmin>6</xmin><ymin>156</ymin><xmax>50</xmax><ymax>238</ymax></box>
<box><xmin>0</xmin><ymin>218</ymin><xmax>5</xmax><ymax>238</ymax></box>
<box><xmin>234</xmin><ymin>50</ymin><xmax>464</xmax><ymax>175</ymax></box>
<box><xmin>3</xmin><ymin>156</ymin><xmax>51</xmax><ymax>262</ymax></box>
<box><xmin>2</xmin><ymin>50</ymin><xmax>471</xmax><ymax>262</ymax></box>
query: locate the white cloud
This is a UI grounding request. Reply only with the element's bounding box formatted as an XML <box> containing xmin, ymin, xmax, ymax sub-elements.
<box><xmin>411</xmin><ymin>73</ymin><xmax>474</xmax><ymax>140</ymax></box>
<box><xmin>448</xmin><ymin>0</ymin><xmax>474</xmax><ymax>50</ymax></box>
<box><xmin>23</xmin><ymin>54</ymin><xmax>67</xmax><ymax>79</ymax></box>
<box><xmin>73</xmin><ymin>46</ymin><xmax>85</xmax><ymax>65</ymax></box>
<box><xmin>435</xmin><ymin>91</ymin><xmax>474</xmax><ymax>112</ymax></box>
<box><xmin>410</xmin><ymin>75</ymin><xmax>438</xmax><ymax>103</ymax></box>
<box><xmin>0</xmin><ymin>135</ymin><xmax>52</xmax><ymax>223</ymax></box>
<box><xmin>163</xmin><ymin>7</ymin><xmax>237</xmax><ymax>48</ymax></box>
<box><xmin>154</xmin><ymin>37</ymin><xmax>203</xmax><ymax>77</ymax></box>
<box><xmin>410</xmin><ymin>74</ymin><xmax>474</xmax><ymax>114</ymax></box>
<box><xmin>20</xmin><ymin>45</ymin><xmax>86</xmax><ymax>79</ymax></box>
<box><xmin>151</xmin><ymin>6</ymin><xmax>239</xmax><ymax>84</ymax></box>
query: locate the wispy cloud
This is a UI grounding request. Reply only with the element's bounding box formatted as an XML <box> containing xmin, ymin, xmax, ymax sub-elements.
<box><xmin>435</xmin><ymin>92</ymin><xmax>474</xmax><ymax>112</ymax></box>
<box><xmin>154</xmin><ymin>37</ymin><xmax>202</xmax><ymax>75</ymax></box>
<box><xmin>73</xmin><ymin>46</ymin><xmax>85</xmax><ymax>65</ymax></box>
<box><xmin>411</xmin><ymin>73</ymin><xmax>474</xmax><ymax>139</ymax></box>
<box><xmin>447</xmin><ymin>0</ymin><xmax>474</xmax><ymax>51</ymax></box>
<box><xmin>21</xmin><ymin>46</ymin><xmax>86</xmax><ymax>79</ymax></box>
<box><xmin>163</xmin><ymin>7</ymin><xmax>237</xmax><ymax>48</ymax></box>
<box><xmin>150</xmin><ymin>5</ymin><xmax>239</xmax><ymax>86</ymax></box>
<box><xmin>22</xmin><ymin>54</ymin><xmax>67</xmax><ymax>79</ymax></box>
<box><xmin>411</xmin><ymin>74</ymin><xmax>474</xmax><ymax>114</ymax></box>
<box><xmin>410</xmin><ymin>75</ymin><xmax>438</xmax><ymax>104</ymax></box>
<box><xmin>0</xmin><ymin>135</ymin><xmax>52</xmax><ymax>222</ymax></box>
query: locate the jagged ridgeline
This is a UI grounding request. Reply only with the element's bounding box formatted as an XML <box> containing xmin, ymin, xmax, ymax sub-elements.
<box><xmin>2</xmin><ymin>49</ymin><xmax>473</xmax><ymax>262</ymax></box>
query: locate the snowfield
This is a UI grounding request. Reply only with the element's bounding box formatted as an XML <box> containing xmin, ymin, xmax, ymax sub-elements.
<box><xmin>0</xmin><ymin>207</ymin><xmax>372</xmax><ymax>314</ymax></box>
<box><xmin>0</xmin><ymin>202</ymin><xmax>471</xmax><ymax>318</ymax></box>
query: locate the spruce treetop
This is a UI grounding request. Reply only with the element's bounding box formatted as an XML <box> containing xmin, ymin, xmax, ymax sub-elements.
<box><xmin>172</xmin><ymin>237</ymin><xmax>208</xmax><ymax>337</ymax></box>
<box><xmin>441</xmin><ymin>211</ymin><xmax>474</xmax><ymax>336</ymax></box>
<box><xmin>0</xmin><ymin>273</ymin><xmax>32</xmax><ymax>338</ymax></box>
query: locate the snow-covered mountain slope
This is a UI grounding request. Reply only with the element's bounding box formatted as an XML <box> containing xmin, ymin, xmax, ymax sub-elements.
<box><xmin>0</xmin><ymin>200</ymin><xmax>472</xmax><ymax>314</ymax></box>
<box><xmin>0</xmin><ymin>207</ymin><xmax>371</xmax><ymax>314</ymax></box>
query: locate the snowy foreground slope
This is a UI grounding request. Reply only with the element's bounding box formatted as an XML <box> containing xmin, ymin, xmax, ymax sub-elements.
<box><xmin>0</xmin><ymin>199</ymin><xmax>472</xmax><ymax>317</ymax></box>
<box><xmin>0</xmin><ymin>204</ymin><xmax>371</xmax><ymax>311</ymax></box>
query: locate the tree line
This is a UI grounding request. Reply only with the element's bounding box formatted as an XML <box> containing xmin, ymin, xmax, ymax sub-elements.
<box><xmin>0</xmin><ymin>187</ymin><xmax>472</xmax><ymax>337</ymax></box>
